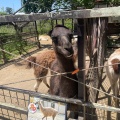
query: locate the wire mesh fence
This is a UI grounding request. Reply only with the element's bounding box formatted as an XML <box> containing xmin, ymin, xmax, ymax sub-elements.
<box><xmin>0</xmin><ymin>86</ymin><xmax>29</xmax><ymax>120</ymax></box>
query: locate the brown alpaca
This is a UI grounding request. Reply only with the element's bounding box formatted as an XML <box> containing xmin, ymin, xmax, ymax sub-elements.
<box><xmin>26</xmin><ymin>50</ymin><xmax>55</xmax><ymax>92</ymax></box>
<box><xmin>48</xmin><ymin>25</ymin><xmax>79</xmax><ymax>119</ymax></box>
<box><xmin>49</xmin><ymin>25</ymin><xmax>78</xmax><ymax>98</ymax></box>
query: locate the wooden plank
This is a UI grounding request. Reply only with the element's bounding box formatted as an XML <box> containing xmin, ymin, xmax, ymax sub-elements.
<box><xmin>0</xmin><ymin>13</ymin><xmax>51</xmax><ymax>22</ymax></box>
<box><xmin>73</xmin><ymin>6</ymin><xmax>120</xmax><ymax>18</ymax></box>
<box><xmin>77</xmin><ymin>19</ymin><xmax>86</xmax><ymax>119</ymax></box>
<box><xmin>0</xmin><ymin>6</ymin><xmax>119</xmax><ymax>22</ymax></box>
<box><xmin>0</xmin><ymin>102</ymin><xmax>28</xmax><ymax>114</ymax></box>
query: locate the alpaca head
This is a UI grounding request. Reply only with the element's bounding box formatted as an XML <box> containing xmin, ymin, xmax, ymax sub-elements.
<box><xmin>49</xmin><ymin>25</ymin><xmax>74</xmax><ymax>59</ymax></box>
<box><xmin>35</xmin><ymin>99</ymin><xmax>43</xmax><ymax>105</ymax></box>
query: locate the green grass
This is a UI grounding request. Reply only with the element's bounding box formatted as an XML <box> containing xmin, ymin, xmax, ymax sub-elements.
<box><xmin>0</xmin><ymin>25</ymin><xmax>16</xmax><ymax>34</ymax></box>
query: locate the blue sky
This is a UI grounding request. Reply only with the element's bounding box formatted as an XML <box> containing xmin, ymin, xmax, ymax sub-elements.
<box><xmin>0</xmin><ymin>0</ymin><xmax>21</xmax><ymax>12</ymax></box>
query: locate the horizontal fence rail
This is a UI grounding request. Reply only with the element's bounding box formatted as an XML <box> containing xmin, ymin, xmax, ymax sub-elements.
<box><xmin>0</xmin><ymin>6</ymin><xmax>120</xmax><ymax>22</ymax></box>
<box><xmin>0</xmin><ymin>85</ymin><xmax>120</xmax><ymax>114</ymax></box>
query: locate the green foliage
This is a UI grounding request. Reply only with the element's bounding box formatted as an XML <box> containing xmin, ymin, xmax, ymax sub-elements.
<box><xmin>23</xmin><ymin>0</ymin><xmax>39</xmax><ymax>13</ymax></box>
<box><xmin>0</xmin><ymin>26</ymin><xmax>15</xmax><ymax>34</ymax></box>
<box><xmin>52</xmin><ymin>0</ymin><xmax>71</xmax><ymax>11</ymax></box>
<box><xmin>0</xmin><ymin>7</ymin><xmax>7</xmax><ymax>15</ymax></box>
<box><xmin>107</xmin><ymin>37</ymin><xmax>120</xmax><ymax>47</ymax></box>
<box><xmin>0</xmin><ymin>25</ymin><xmax>35</xmax><ymax>64</ymax></box>
<box><xmin>0</xmin><ymin>33</ymin><xmax>34</xmax><ymax>64</ymax></box>
<box><xmin>37</xmin><ymin>19</ymin><xmax>73</xmax><ymax>34</ymax></box>
<box><xmin>22</xmin><ymin>0</ymin><xmax>120</xmax><ymax>13</ymax></box>
<box><xmin>0</xmin><ymin>12</ymin><xmax>7</xmax><ymax>15</ymax></box>
<box><xmin>22</xmin><ymin>0</ymin><xmax>54</xmax><ymax>13</ymax></box>
<box><xmin>6</xmin><ymin>7</ymin><xmax>13</xmax><ymax>14</ymax></box>
<box><xmin>22</xmin><ymin>0</ymin><xmax>72</xmax><ymax>13</ymax></box>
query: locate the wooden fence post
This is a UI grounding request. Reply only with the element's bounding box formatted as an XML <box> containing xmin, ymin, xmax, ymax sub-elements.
<box><xmin>77</xmin><ymin>18</ymin><xmax>86</xmax><ymax>120</ymax></box>
<box><xmin>62</xmin><ymin>19</ymin><xmax>64</xmax><ymax>25</ymax></box>
<box><xmin>0</xmin><ymin>39</ymin><xmax>7</xmax><ymax>64</ymax></box>
<box><xmin>35</xmin><ymin>21</ymin><xmax>41</xmax><ymax>49</ymax></box>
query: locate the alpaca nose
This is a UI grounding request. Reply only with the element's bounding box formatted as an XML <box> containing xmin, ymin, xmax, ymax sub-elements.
<box><xmin>63</xmin><ymin>42</ymin><xmax>72</xmax><ymax>49</ymax></box>
<box><xmin>64</xmin><ymin>46</ymin><xmax>74</xmax><ymax>54</ymax></box>
<box><xmin>64</xmin><ymin>47</ymin><xmax>70</xmax><ymax>51</ymax></box>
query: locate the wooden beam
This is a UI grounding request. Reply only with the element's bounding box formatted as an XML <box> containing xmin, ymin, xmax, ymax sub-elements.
<box><xmin>0</xmin><ymin>6</ymin><xmax>119</xmax><ymax>22</ymax></box>
<box><xmin>0</xmin><ymin>12</ymin><xmax>51</xmax><ymax>23</ymax></box>
<box><xmin>77</xmin><ymin>19</ymin><xmax>86</xmax><ymax>119</ymax></box>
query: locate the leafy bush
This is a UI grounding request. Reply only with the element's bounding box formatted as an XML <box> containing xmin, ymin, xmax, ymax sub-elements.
<box><xmin>0</xmin><ymin>25</ymin><xmax>35</xmax><ymax>64</ymax></box>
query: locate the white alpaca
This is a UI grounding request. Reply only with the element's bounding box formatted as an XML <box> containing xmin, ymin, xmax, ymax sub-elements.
<box><xmin>38</xmin><ymin>100</ymin><xmax>58</xmax><ymax>120</ymax></box>
<box><xmin>106</xmin><ymin>48</ymin><xmax>120</xmax><ymax>107</ymax></box>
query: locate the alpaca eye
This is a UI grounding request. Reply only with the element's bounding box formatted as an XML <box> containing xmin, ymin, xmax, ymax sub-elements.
<box><xmin>51</xmin><ymin>36</ymin><xmax>58</xmax><ymax>44</ymax></box>
<box><xmin>69</xmin><ymin>34</ymin><xmax>73</xmax><ymax>39</ymax></box>
<box><xmin>51</xmin><ymin>36</ymin><xmax>56</xmax><ymax>40</ymax></box>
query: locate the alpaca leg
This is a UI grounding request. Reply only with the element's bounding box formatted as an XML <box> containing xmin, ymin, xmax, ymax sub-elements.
<box><xmin>34</xmin><ymin>79</ymin><xmax>42</xmax><ymax>92</ymax></box>
<box><xmin>53</xmin><ymin>115</ymin><xmax>55</xmax><ymax>120</ymax></box>
<box><xmin>111</xmin><ymin>82</ymin><xmax>116</xmax><ymax>96</ymax></box>
<box><xmin>53</xmin><ymin>116</ymin><xmax>54</xmax><ymax>120</ymax></box>
<box><xmin>116</xmin><ymin>77</ymin><xmax>120</xmax><ymax>108</ymax></box>
<box><xmin>42</xmin><ymin>116</ymin><xmax>45</xmax><ymax>120</ymax></box>
<box><xmin>43</xmin><ymin>78</ymin><xmax>50</xmax><ymax>88</ymax></box>
<box><xmin>110</xmin><ymin>78</ymin><xmax>119</xmax><ymax>107</ymax></box>
<box><xmin>114</xmin><ymin>82</ymin><xmax>119</xmax><ymax>107</ymax></box>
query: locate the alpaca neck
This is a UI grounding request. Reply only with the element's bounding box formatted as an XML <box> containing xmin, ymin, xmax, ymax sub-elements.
<box><xmin>39</xmin><ymin>101</ymin><xmax>44</xmax><ymax>112</ymax></box>
<box><xmin>56</xmin><ymin>53</ymin><xmax>75</xmax><ymax>72</ymax></box>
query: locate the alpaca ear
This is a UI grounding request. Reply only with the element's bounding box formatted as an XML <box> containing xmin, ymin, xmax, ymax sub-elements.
<box><xmin>69</xmin><ymin>33</ymin><xmax>73</xmax><ymax>39</ymax></box>
<box><xmin>26</xmin><ymin>56</ymin><xmax>36</xmax><ymax>68</ymax></box>
<box><xmin>48</xmin><ymin>30</ymin><xmax>53</xmax><ymax>36</ymax></box>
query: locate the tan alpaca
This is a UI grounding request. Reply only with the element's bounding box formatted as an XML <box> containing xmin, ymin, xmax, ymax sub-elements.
<box><xmin>38</xmin><ymin>100</ymin><xmax>58</xmax><ymax>120</ymax></box>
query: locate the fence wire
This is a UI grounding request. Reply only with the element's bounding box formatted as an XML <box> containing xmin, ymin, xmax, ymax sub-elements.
<box><xmin>0</xmin><ymin>48</ymin><xmax>120</xmax><ymax>102</ymax></box>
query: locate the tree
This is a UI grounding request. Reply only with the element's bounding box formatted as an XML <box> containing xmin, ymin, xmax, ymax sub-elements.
<box><xmin>52</xmin><ymin>0</ymin><xmax>71</xmax><ymax>11</ymax></box>
<box><xmin>22</xmin><ymin>0</ymin><xmax>120</xmax><ymax>13</ymax></box>
<box><xmin>22</xmin><ymin>0</ymin><xmax>54</xmax><ymax>13</ymax></box>
<box><xmin>22</xmin><ymin>0</ymin><xmax>70</xmax><ymax>13</ymax></box>
<box><xmin>6</xmin><ymin>7</ymin><xmax>13</xmax><ymax>14</ymax></box>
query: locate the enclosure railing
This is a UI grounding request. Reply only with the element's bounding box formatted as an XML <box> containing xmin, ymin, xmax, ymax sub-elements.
<box><xmin>0</xmin><ymin>85</ymin><xmax>120</xmax><ymax>120</ymax></box>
